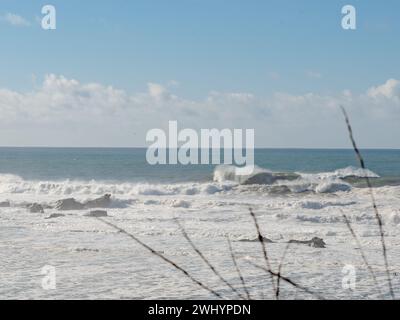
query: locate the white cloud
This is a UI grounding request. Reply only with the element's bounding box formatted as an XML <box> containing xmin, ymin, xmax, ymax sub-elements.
<box><xmin>0</xmin><ymin>75</ymin><xmax>399</xmax><ymax>147</ymax></box>
<box><xmin>207</xmin><ymin>91</ymin><xmax>255</xmax><ymax>104</ymax></box>
<box><xmin>147</xmin><ymin>82</ymin><xmax>170</xmax><ymax>101</ymax></box>
<box><xmin>367</xmin><ymin>79</ymin><xmax>400</xmax><ymax>99</ymax></box>
<box><xmin>1</xmin><ymin>13</ymin><xmax>31</xmax><ymax>27</ymax></box>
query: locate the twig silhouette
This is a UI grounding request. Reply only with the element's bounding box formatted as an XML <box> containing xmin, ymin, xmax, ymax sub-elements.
<box><xmin>342</xmin><ymin>214</ymin><xmax>382</xmax><ymax>297</ymax></box>
<box><xmin>249</xmin><ymin>208</ymin><xmax>277</xmax><ymax>299</ymax></box>
<box><xmin>247</xmin><ymin>261</ymin><xmax>325</xmax><ymax>300</ymax></box>
<box><xmin>340</xmin><ymin>106</ymin><xmax>394</xmax><ymax>299</ymax></box>
<box><xmin>276</xmin><ymin>242</ymin><xmax>291</xmax><ymax>299</ymax></box>
<box><xmin>227</xmin><ymin>236</ymin><xmax>251</xmax><ymax>300</ymax></box>
<box><xmin>176</xmin><ymin>219</ymin><xmax>245</xmax><ymax>300</ymax></box>
<box><xmin>96</xmin><ymin>217</ymin><xmax>223</xmax><ymax>299</ymax></box>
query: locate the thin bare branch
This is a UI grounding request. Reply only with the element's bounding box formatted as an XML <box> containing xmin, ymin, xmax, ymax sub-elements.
<box><xmin>276</xmin><ymin>242</ymin><xmax>291</xmax><ymax>299</ymax></box>
<box><xmin>176</xmin><ymin>219</ymin><xmax>245</xmax><ymax>300</ymax></box>
<box><xmin>342</xmin><ymin>214</ymin><xmax>383</xmax><ymax>297</ymax></box>
<box><xmin>227</xmin><ymin>236</ymin><xmax>251</xmax><ymax>300</ymax></box>
<box><xmin>96</xmin><ymin>217</ymin><xmax>223</xmax><ymax>299</ymax></box>
<box><xmin>248</xmin><ymin>261</ymin><xmax>326</xmax><ymax>300</ymax></box>
<box><xmin>249</xmin><ymin>208</ymin><xmax>277</xmax><ymax>298</ymax></box>
<box><xmin>340</xmin><ymin>106</ymin><xmax>394</xmax><ymax>299</ymax></box>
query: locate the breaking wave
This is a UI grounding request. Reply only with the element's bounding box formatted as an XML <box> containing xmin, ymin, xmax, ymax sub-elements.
<box><xmin>0</xmin><ymin>165</ymin><xmax>387</xmax><ymax>202</ymax></box>
<box><xmin>212</xmin><ymin>165</ymin><xmax>384</xmax><ymax>193</ymax></box>
<box><xmin>0</xmin><ymin>173</ymin><xmax>234</xmax><ymax>199</ymax></box>
<box><xmin>299</xmin><ymin>166</ymin><xmax>380</xmax><ymax>180</ymax></box>
<box><xmin>213</xmin><ymin>165</ymin><xmax>299</xmax><ymax>185</ymax></box>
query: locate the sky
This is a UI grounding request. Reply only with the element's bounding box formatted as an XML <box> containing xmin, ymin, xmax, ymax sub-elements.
<box><xmin>0</xmin><ymin>0</ymin><xmax>399</xmax><ymax>148</ymax></box>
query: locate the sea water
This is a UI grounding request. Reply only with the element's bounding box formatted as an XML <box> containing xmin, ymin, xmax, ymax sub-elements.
<box><xmin>1</xmin><ymin>148</ymin><xmax>400</xmax><ymax>299</ymax></box>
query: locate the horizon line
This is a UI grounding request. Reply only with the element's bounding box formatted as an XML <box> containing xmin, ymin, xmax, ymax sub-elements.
<box><xmin>0</xmin><ymin>146</ymin><xmax>400</xmax><ymax>150</ymax></box>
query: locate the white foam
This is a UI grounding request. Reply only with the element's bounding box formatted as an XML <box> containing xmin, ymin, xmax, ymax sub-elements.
<box><xmin>213</xmin><ymin>165</ymin><xmax>275</xmax><ymax>184</ymax></box>
<box><xmin>0</xmin><ymin>174</ymin><xmax>236</xmax><ymax>206</ymax></box>
<box><xmin>300</xmin><ymin>166</ymin><xmax>380</xmax><ymax>180</ymax></box>
<box><xmin>171</xmin><ymin>200</ymin><xmax>191</xmax><ymax>208</ymax></box>
<box><xmin>315</xmin><ymin>180</ymin><xmax>351</xmax><ymax>193</ymax></box>
<box><xmin>0</xmin><ymin>165</ymin><xmax>378</xmax><ymax>202</ymax></box>
<box><xmin>296</xmin><ymin>214</ymin><xmax>343</xmax><ymax>224</ymax></box>
<box><xmin>297</xmin><ymin>200</ymin><xmax>355</xmax><ymax>210</ymax></box>
<box><xmin>2</xmin><ymin>172</ymin><xmax>400</xmax><ymax>300</ymax></box>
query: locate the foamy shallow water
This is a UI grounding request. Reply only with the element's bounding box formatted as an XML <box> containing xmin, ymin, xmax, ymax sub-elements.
<box><xmin>1</xmin><ymin>179</ymin><xmax>400</xmax><ymax>300</ymax></box>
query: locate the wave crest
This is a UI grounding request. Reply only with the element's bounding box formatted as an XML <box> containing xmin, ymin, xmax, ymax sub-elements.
<box><xmin>213</xmin><ymin>165</ymin><xmax>299</xmax><ymax>185</ymax></box>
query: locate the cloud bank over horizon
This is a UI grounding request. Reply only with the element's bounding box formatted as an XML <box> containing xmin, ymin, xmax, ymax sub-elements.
<box><xmin>0</xmin><ymin>74</ymin><xmax>399</xmax><ymax>148</ymax></box>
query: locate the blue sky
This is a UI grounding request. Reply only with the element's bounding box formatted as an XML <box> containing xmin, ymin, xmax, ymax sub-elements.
<box><xmin>1</xmin><ymin>0</ymin><xmax>399</xmax><ymax>96</ymax></box>
<box><xmin>0</xmin><ymin>0</ymin><xmax>399</xmax><ymax>147</ymax></box>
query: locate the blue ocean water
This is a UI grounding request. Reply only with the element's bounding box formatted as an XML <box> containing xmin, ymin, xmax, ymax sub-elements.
<box><xmin>0</xmin><ymin>148</ymin><xmax>399</xmax><ymax>184</ymax></box>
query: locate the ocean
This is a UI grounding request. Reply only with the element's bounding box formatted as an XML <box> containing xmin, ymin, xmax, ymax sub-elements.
<box><xmin>1</xmin><ymin>147</ymin><xmax>400</xmax><ymax>183</ymax></box>
<box><xmin>1</xmin><ymin>148</ymin><xmax>400</xmax><ymax>299</ymax></box>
